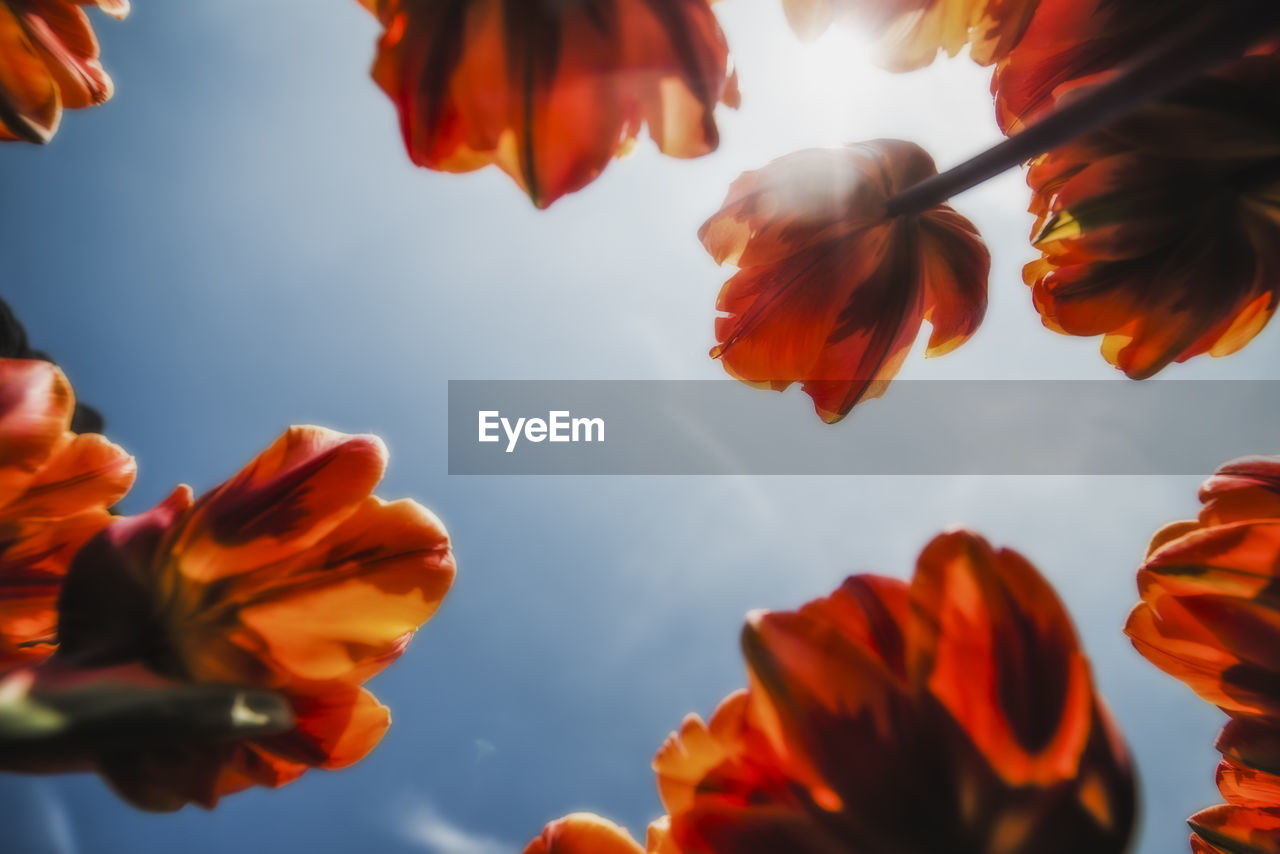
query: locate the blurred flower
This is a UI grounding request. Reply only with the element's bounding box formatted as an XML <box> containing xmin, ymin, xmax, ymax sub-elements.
<box><xmin>524</xmin><ymin>813</ymin><xmax>644</xmax><ymax>854</ymax></box>
<box><xmin>1</xmin><ymin>296</ymin><xmax>103</xmax><ymax>433</ymax></box>
<box><xmin>1127</xmin><ymin>456</ymin><xmax>1280</xmax><ymax>852</ymax></box>
<box><xmin>781</xmin><ymin>0</ymin><xmax>1042</xmax><ymax>70</ymax></box>
<box><xmin>529</xmin><ymin>531</ymin><xmax>1134</xmax><ymax>854</ymax></box>
<box><xmin>39</xmin><ymin>426</ymin><xmax>455</xmax><ymax>810</ymax></box>
<box><xmin>0</xmin><ymin>0</ymin><xmax>128</xmax><ymax>143</ymax></box>
<box><xmin>655</xmin><ymin>530</ymin><xmax>1134</xmax><ymax>853</ymax></box>
<box><xmin>365</xmin><ymin>0</ymin><xmax>738</xmax><ymax>208</ymax></box>
<box><xmin>0</xmin><ymin>359</ymin><xmax>134</xmax><ymax>670</ymax></box>
<box><xmin>700</xmin><ymin>140</ymin><xmax>988</xmax><ymax>423</ymax></box>
<box><xmin>1022</xmin><ymin>56</ymin><xmax>1280</xmax><ymax>379</ymax></box>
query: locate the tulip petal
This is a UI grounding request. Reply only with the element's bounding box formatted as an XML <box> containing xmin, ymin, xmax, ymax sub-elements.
<box><xmin>221</xmin><ymin>497</ymin><xmax>454</xmax><ymax>684</ymax></box>
<box><xmin>4</xmin><ymin>432</ymin><xmax>135</xmax><ymax>521</ymax></box>
<box><xmin>172</xmin><ymin>427</ymin><xmax>387</xmax><ymax>583</ymax></box>
<box><xmin>0</xmin><ymin>3</ymin><xmax>59</xmax><ymax>142</ymax></box>
<box><xmin>17</xmin><ymin>1</ymin><xmax>112</xmax><ymax>110</ymax></box>
<box><xmin>1191</xmin><ymin>805</ymin><xmax>1280</xmax><ymax>854</ymax></box>
<box><xmin>911</xmin><ymin>530</ymin><xmax>1094</xmax><ymax>786</ymax></box>
<box><xmin>1200</xmin><ymin>459</ymin><xmax>1280</xmax><ymax>526</ymax></box>
<box><xmin>0</xmin><ymin>361</ymin><xmax>73</xmax><ymax>509</ymax></box>
<box><xmin>0</xmin><ymin>512</ymin><xmax>110</xmax><ymax>668</ymax></box>
<box><xmin>50</xmin><ymin>424</ymin><xmax>452</xmax><ymax>808</ymax></box>
<box><xmin>524</xmin><ymin>813</ymin><xmax>645</xmax><ymax>854</ymax></box>
<box><xmin>370</xmin><ymin>0</ymin><xmax>735</xmax><ymax>208</ymax></box>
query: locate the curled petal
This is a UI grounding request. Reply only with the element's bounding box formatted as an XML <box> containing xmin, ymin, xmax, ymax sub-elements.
<box><xmin>172</xmin><ymin>426</ymin><xmax>387</xmax><ymax>583</ymax></box>
<box><xmin>91</xmin><ymin>0</ymin><xmax>130</xmax><ymax>20</ymax></box>
<box><xmin>524</xmin><ymin>813</ymin><xmax>644</xmax><ymax>854</ymax></box>
<box><xmin>1128</xmin><ymin>521</ymin><xmax>1280</xmax><ymax>717</ymax></box>
<box><xmin>207</xmin><ymin>497</ymin><xmax>455</xmax><ymax>685</ymax></box>
<box><xmin>255</xmin><ymin>685</ymin><xmax>389</xmax><ymax>771</ymax></box>
<box><xmin>4</xmin><ymin>433</ymin><xmax>135</xmax><ymax>520</ymax></box>
<box><xmin>1199</xmin><ymin>458</ymin><xmax>1280</xmax><ymax>527</ymax></box>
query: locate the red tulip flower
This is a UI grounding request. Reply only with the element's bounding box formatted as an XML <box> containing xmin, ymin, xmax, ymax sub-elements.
<box><xmin>529</xmin><ymin>530</ymin><xmax>1135</xmax><ymax>854</ymax></box>
<box><xmin>33</xmin><ymin>426</ymin><xmax>455</xmax><ymax>810</ymax></box>
<box><xmin>1128</xmin><ymin>456</ymin><xmax>1280</xmax><ymax>853</ymax></box>
<box><xmin>701</xmin><ymin>140</ymin><xmax>988</xmax><ymax>422</ymax></box>
<box><xmin>1022</xmin><ymin>56</ymin><xmax>1280</xmax><ymax>378</ymax></box>
<box><xmin>364</xmin><ymin>0</ymin><xmax>738</xmax><ymax>208</ymax></box>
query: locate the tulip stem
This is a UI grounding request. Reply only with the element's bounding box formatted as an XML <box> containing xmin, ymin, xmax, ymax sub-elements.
<box><xmin>884</xmin><ymin>0</ymin><xmax>1280</xmax><ymax>218</ymax></box>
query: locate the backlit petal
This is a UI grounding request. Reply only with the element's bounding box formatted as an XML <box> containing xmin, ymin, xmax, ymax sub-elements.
<box><xmin>171</xmin><ymin>427</ymin><xmax>387</xmax><ymax>583</ymax></box>
<box><xmin>703</xmin><ymin>141</ymin><xmax>988</xmax><ymax>422</ymax></box>
<box><xmin>524</xmin><ymin>813</ymin><xmax>645</xmax><ymax>854</ymax></box>
<box><xmin>369</xmin><ymin>0</ymin><xmax>736</xmax><ymax>208</ymax></box>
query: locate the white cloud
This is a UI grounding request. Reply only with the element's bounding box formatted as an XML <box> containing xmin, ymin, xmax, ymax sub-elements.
<box><xmin>34</xmin><ymin>784</ymin><xmax>78</xmax><ymax>854</ymax></box>
<box><xmin>398</xmin><ymin>801</ymin><xmax>511</xmax><ymax>854</ymax></box>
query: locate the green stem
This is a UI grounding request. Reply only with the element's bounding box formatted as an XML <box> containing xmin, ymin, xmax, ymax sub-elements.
<box><xmin>884</xmin><ymin>0</ymin><xmax>1280</xmax><ymax>218</ymax></box>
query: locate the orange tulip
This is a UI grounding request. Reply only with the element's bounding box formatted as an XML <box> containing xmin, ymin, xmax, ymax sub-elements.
<box><xmin>1022</xmin><ymin>56</ymin><xmax>1280</xmax><ymax>379</ymax></box>
<box><xmin>0</xmin><ymin>0</ymin><xmax>128</xmax><ymax>143</ymax></box>
<box><xmin>0</xmin><ymin>359</ymin><xmax>135</xmax><ymax>670</ymax></box>
<box><xmin>524</xmin><ymin>813</ymin><xmax>645</xmax><ymax>854</ymax></box>
<box><xmin>1126</xmin><ymin>455</ymin><xmax>1280</xmax><ymax>718</ymax></box>
<box><xmin>700</xmin><ymin>140</ymin><xmax>988</xmax><ymax>422</ymax></box>
<box><xmin>41</xmin><ymin>426</ymin><xmax>455</xmax><ymax>810</ymax></box>
<box><xmin>653</xmin><ymin>530</ymin><xmax>1134</xmax><ymax>854</ymax></box>
<box><xmin>529</xmin><ymin>531</ymin><xmax>1134</xmax><ymax>854</ymax></box>
<box><xmin>1127</xmin><ymin>456</ymin><xmax>1280</xmax><ymax>852</ymax></box>
<box><xmin>781</xmin><ymin>0</ymin><xmax>1041</xmax><ymax>70</ymax></box>
<box><xmin>365</xmin><ymin>0</ymin><xmax>739</xmax><ymax>208</ymax></box>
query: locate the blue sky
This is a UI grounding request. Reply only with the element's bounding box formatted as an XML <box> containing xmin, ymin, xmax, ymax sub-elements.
<box><xmin>3</xmin><ymin>1</ymin><xmax>1278</xmax><ymax>852</ymax></box>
